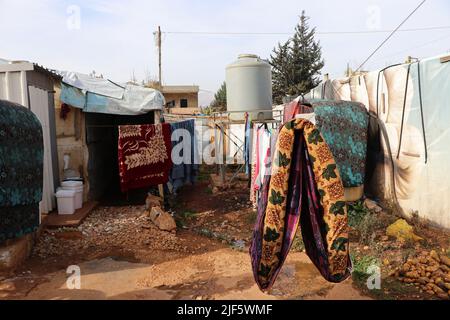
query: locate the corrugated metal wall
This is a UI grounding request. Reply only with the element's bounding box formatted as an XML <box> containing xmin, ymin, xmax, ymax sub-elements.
<box><xmin>0</xmin><ymin>70</ymin><xmax>29</xmax><ymax>106</ymax></box>
<box><xmin>0</xmin><ymin>66</ymin><xmax>58</xmax><ymax>215</ymax></box>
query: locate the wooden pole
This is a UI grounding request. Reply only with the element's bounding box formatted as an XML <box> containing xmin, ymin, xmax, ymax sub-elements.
<box><xmin>154</xmin><ymin>26</ymin><xmax>164</xmax><ymax>201</ymax></box>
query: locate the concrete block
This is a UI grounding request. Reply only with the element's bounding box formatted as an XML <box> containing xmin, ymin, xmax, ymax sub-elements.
<box><xmin>0</xmin><ymin>234</ymin><xmax>34</xmax><ymax>272</ymax></box>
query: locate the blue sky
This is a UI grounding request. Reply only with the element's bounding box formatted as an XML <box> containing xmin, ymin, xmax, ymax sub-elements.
<box><xmin>1</xmin><ymin>0</ymin><xmax>450</xmax><ymax>104</ymax></box>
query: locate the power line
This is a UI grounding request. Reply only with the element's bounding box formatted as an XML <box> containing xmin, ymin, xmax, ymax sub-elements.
<box><xmin>163</xmin><ymin>24</ymin><xmax>450</xmax><ymax>36</ymax></box>
<box><xmin>372</xmin><ymin>32</ymin><xmax>450</xmax><ymax>65</ymax></box>
<box><xmin>355</xmin><ymin>0</ymin><xmax>427</xmax><ymax>72</ymax></box>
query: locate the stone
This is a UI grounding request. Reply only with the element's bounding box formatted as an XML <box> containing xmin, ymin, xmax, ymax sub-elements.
<box><xmin>426</xmin><ymin>265</ymin><xmax>440</xmax><ymax>273</ymax></box>
<box><xmin>145</xmin><ymin>194</ymin><xmax>163</xmax><ymax>210</ymax></box>
<box><xmin>417</xmin><ymin>277</ymin><xmax>430</xmax><ymax>285</ymax></box>
<box><xmin>429</xmin><ymin>250</ymin><xmax>440</xmax><ymax>262</ymax></box>
<box><xmin>430</xmin><ymin>283</ymin><xmax>446</xmax><ymax>295</ymax></box>
<box><xmin>405</xmin><ymin>271</ymin><xmax>420</xmax><ymax>279</ymax></box>
<box><xmin>403</xmin><ymin>278</ymin><xmax>415</xmax><ymax>284</ymax></box>
<box><xmin>440</xmin><ymin>265</ymin><xmax>450</xmax><ymax>272</ymax></box>
<box><xmin>437</xmin><ymin>293</ymin><xmax>449</xmax><ymax>300</ymax></box>
<box><xmin>439</xmin><ymin>255</ymin><xmax>450</xmax><ymax>267</ymax></box>
<box><xmin>364</xmin><ymin>199</ymin><xmax>383</xmax><ymax>213</ymax></box>
<box><xmin>401</xmin><ymin>263</ymin><xmax>411</xmax><ymax>274</ymax></box>
<box><xmin>150</xmin><ymin>207</ymin><xmax>165</xmax><ymax>222</ymax></box>
<box><xmin>0</xmin><ymin>235</ymin><xmax>34</xmax><ymax>272</ymax></box>
<box><xmin>386</xmin><ymin>219</ymin><xmax>423</xmax><ymax>242</ymax></box>
<box><xmin>153</xmin><ymin>211</ymin><xmax>177</xmax><ymax>232</ymax></box>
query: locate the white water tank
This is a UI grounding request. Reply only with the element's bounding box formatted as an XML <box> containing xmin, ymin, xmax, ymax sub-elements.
<box><xmin>226</xmin><ymin>54</ymin><xmax>273</xmax><ymax>121</ymax></box>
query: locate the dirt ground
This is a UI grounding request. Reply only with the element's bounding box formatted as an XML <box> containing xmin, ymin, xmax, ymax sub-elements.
<box><xmin>0</xmin><ymin>170</ymin><xmax>448</xmax><ymax>300</ymax></box>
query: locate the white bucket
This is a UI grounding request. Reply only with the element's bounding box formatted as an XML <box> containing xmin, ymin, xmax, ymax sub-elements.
<box><xmin>61</xmin><ymin>181</ymin><xmax>83</xmax><ymax>209</ymax></box>
<box><xmin>56</xmin><ymin>189</ymin><xmax>77</xmax><ymax>215</ymax></box>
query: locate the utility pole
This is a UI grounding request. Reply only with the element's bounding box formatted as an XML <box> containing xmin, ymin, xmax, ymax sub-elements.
<box><xmin>157</xmin><ymin>26</ymin><xmax>162</xmax><ymax>87</ymax></box>
<box><xmin>154</xmin><ymin>26</ymin><xmax>165</xmax><ymax>201</ymax></box>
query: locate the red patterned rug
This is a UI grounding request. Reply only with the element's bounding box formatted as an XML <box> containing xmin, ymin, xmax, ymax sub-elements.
<box><xmin>118</xmin><ymin>123</ymin><xmax>172</xmax><ymax>193</ymax></box>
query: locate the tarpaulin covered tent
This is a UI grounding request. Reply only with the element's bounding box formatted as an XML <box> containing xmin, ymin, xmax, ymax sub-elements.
<box><xmin>58</xmin><ymin>71</ymin><xmax>165</xmax><ymax>115</ymax></box>
<box><xmin>307</xmin><ymin>53</ymin><xmax>450</xmax><ymax>229</ymax></box>
<box><xmin>53</xmin><ymin>71</ymin><xmax>166</xmax><ymax>201</ymax></box>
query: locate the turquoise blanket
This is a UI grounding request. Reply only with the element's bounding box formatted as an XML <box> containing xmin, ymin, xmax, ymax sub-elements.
<box><xmin>311</xmin><ymin>100</ymin><xmax>369</xmax><ymax>188</ymax></box>
<box><xmin>0</xmin><ymin>100</ymin><xmax>43</xmax><ymax>241</ymax></box>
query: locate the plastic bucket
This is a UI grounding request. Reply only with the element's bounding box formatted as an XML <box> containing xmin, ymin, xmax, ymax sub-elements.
<box><xmin>61</xmin><ymin>181</ymin><xmax>83</xmax><ymax>209</ymax></box>
<box><xmin>56</xmin><ymin>189</ymin><xmax>77</xmax><ymax>215</ymax></box>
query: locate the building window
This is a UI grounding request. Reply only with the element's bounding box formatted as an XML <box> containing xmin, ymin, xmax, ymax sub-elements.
<box><xmin>180</xmin><ymin>99</ymin><xmax>188</xmax><ymax>108</ymax></box>
<box><xmin>166</xmin><ymin>100</ymin><xmax>176</xmax><ymax>108</ymax></box>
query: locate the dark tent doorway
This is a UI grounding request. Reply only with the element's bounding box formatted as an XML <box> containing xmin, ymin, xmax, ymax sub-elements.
<box><xmin>85</xmin><ymin>112</ymin><xmax>156</xmax><ymax>206</ymax></box>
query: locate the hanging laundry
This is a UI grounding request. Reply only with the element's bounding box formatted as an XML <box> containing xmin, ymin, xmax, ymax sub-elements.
<box><xmin>283</xmin><ymin>100</ymin><xmax>313</xmax><ymax>123</ymax></box>
<box><xmin>250</xmin><ymin>118</ymin><xmax>351</xmax><ymax>291</ymax></box>
<box><xmin>309</xmin><ymin>100</ymin><xmax>369</xmax><ymax>188</ymax></box>
<box><xmin>0</xmin><ymin>100</ymin><xmax>43</xmax><ymax>242</ymax></box>
<box><xmin>254</xmin><ymin>127</ymin><xmax>271</xmax><ymax>193</ymax></box>
<box><xmin>244</xmin><ymin>113</ymin><xmax>251</xmax><ymax>175</ymax></box>
<box><xmin>249</xmin><ymin>125</ymin><xmax>259</xmax><ymax>207</ymax></box>
<box><xmin>169</xmin><ymin>119</ymin><xmax>199</xmax><ymax>194</ymax></box>
<box><xmin>118</xmin><ymin>123</ymin><xmax>172</xmax><ymax>193</ymax></box>
<box><xmin>250</xmin><ymin>124</ymin><xmax>275</xmax><ymax>208</ymax></box>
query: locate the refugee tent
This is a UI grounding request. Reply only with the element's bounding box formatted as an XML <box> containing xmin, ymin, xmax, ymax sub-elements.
<box><xmin>307</xmin><ymin>53</ymin><xmax>450</xmax><ymax>229</ymax></box>
<box><xmin>54</xmin><ymin>71</ymin><xmax>166</xmax><ymax>201</ymax></box>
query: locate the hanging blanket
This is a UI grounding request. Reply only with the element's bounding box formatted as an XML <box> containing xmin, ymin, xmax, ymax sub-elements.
<box><xmin>250</xmin><ymin>118</ymin><xmax>351</xmax><ymax>291</ymax></box>
<box><xmin>169</xmin><ymin>119</ymin><xmax>199</xmax><ymax>194</ymax></box>
<box><xmin>249</xmin><ymin>126</ymin><xmax>259</xmax><ymax>207</ymax></box>
<box><xmin>283</xmin><ymin>100</ymin><xmax>314</xmax><ymax>123</ymax></box>
<box><xmin>0</xmin><ymin>100</ymin><xmax>43</xmax><ymax>242</ymax></box>
<box><xmin>118</xmin><ymin>123</ymin><xmax>172</xmax><ymax>192</ymax></box>
<box><xmin>311</xmin><ymin>100</ymin><xmax>369</xmax><ymax>188</ymax></box>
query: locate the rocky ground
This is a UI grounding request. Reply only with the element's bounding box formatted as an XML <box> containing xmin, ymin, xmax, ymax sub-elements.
<box><xmin>0</xmin><ymin>168</ymin><xmax>449</xmax><ymax>300</ymax></box>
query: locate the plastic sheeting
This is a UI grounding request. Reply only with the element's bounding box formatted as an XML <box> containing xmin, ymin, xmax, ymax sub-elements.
<box><xmin>59</xmin><ymin>71</ymin><xmax>125</xmax><ymax>99</ymax></box>
<box><xmin>309</xmin><ymin>53</ymin><xmax>450</xmax><ymax>229</ymax></box>
<box><xmin>59</xmin><ymin>72</ymin><xmax>165</xmax><ymax>115</ymax></box>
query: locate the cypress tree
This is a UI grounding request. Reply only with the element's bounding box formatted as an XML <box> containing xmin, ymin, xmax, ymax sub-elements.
<box><xmin>270</xmin><ymin>41</ymin><xmax>291</xmax><ymax>105</ymax></box>
<box><xmin>270</xmin><ymin>11</ymin><xmax>324</xmax><ymax>104</ymax></box>
<box><xmin>210</xmin><ymin>82</ymin><xmax>227</xmax><ymax>112</ymax></box>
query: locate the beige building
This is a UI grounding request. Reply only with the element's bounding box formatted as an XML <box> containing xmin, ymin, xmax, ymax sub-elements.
<box><xmin>161</xmin><ymin>85</ymin><xmax>200</xmax><ymax>115</ymax></box>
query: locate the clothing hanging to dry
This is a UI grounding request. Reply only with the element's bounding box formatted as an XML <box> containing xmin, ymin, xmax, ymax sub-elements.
<box><xmin>118</xmin><ymin>123</ymin><xmax>173</xmax><ymax>193</ymax></box>
<box><xmin>250</xmin><ymin>118</ymin><xmax>352</xmax><ymax>291</ymax></box>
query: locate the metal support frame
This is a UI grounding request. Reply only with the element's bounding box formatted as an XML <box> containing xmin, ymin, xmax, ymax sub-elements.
<box><xmin>212</xmin><ymin>110</ymin><xmax>282</xmax><ymax>189</ymax></box>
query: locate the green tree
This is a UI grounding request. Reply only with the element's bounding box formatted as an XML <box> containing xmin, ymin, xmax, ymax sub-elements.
<box><xmin>270</xmin><ymin>41</ymin><xmax>291</xmax><ymax>105</ymax></box>
<box><xmin>210</xmin><ymin>82</ymin><xmax>227</xmax><ymax>112</ymax></box>
<box><xmin>270</xmin><ymin>11</ymin><xmax>324</xmax><ymax>104</ymax></box>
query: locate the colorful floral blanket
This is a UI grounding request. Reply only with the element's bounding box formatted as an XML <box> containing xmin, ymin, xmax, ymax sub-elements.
<box><xmin>250</xmin><ymin>118</ymin><xmax>351</xmax><ymax>291</ymax></box>
<box><xmin>118</xmin><ymin>123</ymin><xmax>172</xmax><ymax>193</ymax></box>
<box><xmin>0</xmin><ymin>100</ymin><xmax>43</xmax><ymax>242</ymax></box>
